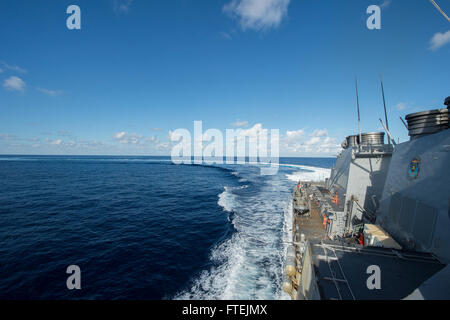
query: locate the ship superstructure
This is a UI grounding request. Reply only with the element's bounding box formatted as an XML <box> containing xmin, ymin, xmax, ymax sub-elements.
<box><xmin>283</xmin><ymin>95</ymin><xmax>450</xmax><ymax>300</ymax></box>
<box><xmin>324</xmin><ymin>132</ymin><xmax>393</xmax><ymax>239</ymax></box>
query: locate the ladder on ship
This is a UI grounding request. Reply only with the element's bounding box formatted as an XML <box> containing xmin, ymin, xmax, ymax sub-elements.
<box><xmin>319</xmin><ymin>243</ymin><xmax>356</xmax><ymax>300</ymax></box>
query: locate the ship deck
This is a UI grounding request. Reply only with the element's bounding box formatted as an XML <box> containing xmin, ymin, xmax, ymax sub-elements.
<box><xmin>305</xmin><ymin>240</ymin><xmax>445</xmax><ymax>300</ymax></box>
<box><xmin>293</xmin><ymin>195</ymin><xmax>327</xmax><ymax>242</ymax></box>
<box><xmin>292</xmin><ymin>184</ymin><xmax>446</xmax><ymax>300</ymax></box>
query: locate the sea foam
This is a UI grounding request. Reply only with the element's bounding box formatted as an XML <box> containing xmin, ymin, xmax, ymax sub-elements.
<box><xmin>176</xmin><ymin>163</ymin><xmax>330</xmax><ymax>300</ymax></box>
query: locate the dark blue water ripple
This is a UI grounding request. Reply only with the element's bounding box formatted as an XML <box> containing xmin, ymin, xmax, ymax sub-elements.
<box><xmin>0</xmin><ymin>157</ymin><xmax>238</xmax><ymax>299</ymax></box>
<box><xmin>0</xmin><ymin>156</ymin><xmax>335</xmax><ymax>300</ymax></box>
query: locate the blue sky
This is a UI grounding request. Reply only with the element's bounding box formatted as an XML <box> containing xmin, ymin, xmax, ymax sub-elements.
<box><xmin>0</xmin><ymin>0</ymin><xmax>449</xmax><ymax>156</ymax></box>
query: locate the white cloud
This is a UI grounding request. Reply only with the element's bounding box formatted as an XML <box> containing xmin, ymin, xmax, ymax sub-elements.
<box><xmin>166</xmin><ymin>123</ymin><xmax>339</xmax><ymax>156</ymax></box>
<box><xmin>37</xmin><ymin>87</ymin><xmax>63</xmax><ymax>96</ymax></box>
<box><xmin>225</xmin><ymin>124</ymin><xmax>339</xmax><ymax>155</ymax></box>
<box><xmin>380</xmin><ymin>0</ymin><xmax>391</xmax><ymax>9</ymax></box>
<box><xmin>114</xmin><ymin>131</ymin><xmax>160</xmax><ymax>145</ymax></box>
<box><xmin>145</xmin><ymin>136</ymin><xmax>160</xmax><ymax>144</ymax></box>
<box><xmin>305</xmin><ymin>136</ymin><xmax>321</xmax><ymax>146</ymax></box>
<box><xmin>235</xmin><ymin>123</ymin><xmax>267</xmax><ymax>137</ymax></box>
<box><xmin>281</xmin><ymin>128</ymin><xmax>340</xmax><ymax>155</ymax></box>
<box><xmin>429</xmin><ymin>30</ymin><xmax>450</xmax><ymax>51</ymax></box>
<box><xmin>230</xmin><ymin>119</ymin><xmax>249</xmax><ymax>127</ymax></box>
<box><xmin>0</xmin><ymin>68</ymin><xmax>3</xmax><ymax>73</ymax></box>
<box><xmin>1</xmin><ymin>61</ymin><xmax>27</xmax><ymax>74</ymax></box>
<box><xmin>168</xmin><ymin>130</ymin><xmax>185</xmax><ymax>141</ymax></box>
<box><xmin>224</xmin><ymin>123</ymin><xmax>272</xmax><ymax>155</ymax></box>
<box><xmin>114</xmin><ymin>132</ymin><xmax>127</xmax><ymax>140</ymax></box>
<box><xmin>51</xmin><ymin>139</ymin><xmax>62</xmax><ymax>145</ymax></box>
<box><xmin>286</xmin><ymin>129</ymin><xmax>304</xmax><ymax>140</ymax></box>
<box><xmin>395</xmin><ymin>102</ymin><xmax>407</xmax><ymax>110</ymax></box>
<box><xmin>3</xmin><ymin>76</ymin><xmax>26</xmax><ymax>92</ymax></box>
<box><xmin>223</xmin><ymin>0</ymin><xmax>290</xmax><ymax>31</ymax></box>
<box><xmin>219</xmin><ymin>31</ymin><xmax>232</xmax><ymax>40</ymax></box>
<box><xmin>58</xmin><ymin>130</ymin><xmax>71</xmax><ymax>137</ymax></box>
<box><xmin>157</xmin><ymin>142</ymin><xmax>170</xmax><ymax>151</ymax></box>
<box><xmin>2</xmin><ymin>132</ymin><xmax>137</xmax><ymax>154</ymax></box>
<box><xmin>311</xmin><ymin>129</ymin><xmax>328</xmax><ymax>137</ymax></box>
<box><xmin>114</xmin><ymin>0</ymin><xmax>133</xmax><ymax>14</ymax></box>
<box><xmin>0</xmin><ymin>133</ymin><xmax>17</xmax><ymax>140</ymax></box>
<box><xmin>45</xmin><ymin>138</ymin><xmax>63</xmax><ymax>145</ymax></box>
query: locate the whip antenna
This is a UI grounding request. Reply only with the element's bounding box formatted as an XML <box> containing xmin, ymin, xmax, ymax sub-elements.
<box><xmin>429</xmin><ymin>0</ymin><xmax>450</xmax><ymax>22</ymax></box>
<box><xmin>355</xmin><ymin>77</ymin><xmax>362</xmax><ymax>146</ymax></box>
<box><xmin>380</xmin><ymin>74</ymin><xmax>390</xmax><ymax>144</ymax></box>
<box><xmin>400</xmin><ymin>116</ymin><xmax>408</xmax><ymax>130</ymax></box>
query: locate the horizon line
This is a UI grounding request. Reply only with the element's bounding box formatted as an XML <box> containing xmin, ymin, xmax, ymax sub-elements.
<box><xmin>0</xmin><ymin>153</ymin><xmax>337</xmax><ymax>159</ymax></box>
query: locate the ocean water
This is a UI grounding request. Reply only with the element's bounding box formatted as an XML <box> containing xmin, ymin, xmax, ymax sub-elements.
<box><xmin>0</xmin><ymin>156</ymin><xmax>334</xmax><ymax>300</ymax></box>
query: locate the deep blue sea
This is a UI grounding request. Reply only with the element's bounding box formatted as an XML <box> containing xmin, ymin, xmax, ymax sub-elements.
<box><xmin>0</xmin><ymin>156</ymin><xmax>334</xmax><ymax>300</ymax></box>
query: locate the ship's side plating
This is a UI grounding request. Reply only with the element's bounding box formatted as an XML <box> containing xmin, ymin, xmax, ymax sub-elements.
<box><xmin>376</xmin><ymin>126</ymin><xmax>450</xmax><ymax>263</ymax></box>
<box><xmin>284</xmin><ymin>96</ymin><xmax>450</xmax><ymax>300</ymax></box>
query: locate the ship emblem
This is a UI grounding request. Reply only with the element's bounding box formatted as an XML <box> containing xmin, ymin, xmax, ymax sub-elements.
<box><xmin>408</xmin><ymin>157</ymin><xmax>421</xmax><ymax>179</ymax></box>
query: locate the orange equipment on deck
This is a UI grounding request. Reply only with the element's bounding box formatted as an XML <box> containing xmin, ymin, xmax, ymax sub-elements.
<box><xmin>331</xmin><ymin>193</ymin><xmax>339</xmax><ymax>205</ymax></box>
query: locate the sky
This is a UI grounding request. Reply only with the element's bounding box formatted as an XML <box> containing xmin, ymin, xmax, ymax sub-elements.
<box><xmin>0</xmin><ymin>0</ymin><xmax>449</xmax><ymax>156</ymax></box>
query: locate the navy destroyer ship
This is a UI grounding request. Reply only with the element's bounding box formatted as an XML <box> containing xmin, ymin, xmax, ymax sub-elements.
<box><xmin>283</xmin><ymin>92</ymin><xmax>450</xmax><ymax>300</ymax></box>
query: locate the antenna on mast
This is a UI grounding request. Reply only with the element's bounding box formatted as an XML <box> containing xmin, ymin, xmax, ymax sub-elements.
<box><xmin>355</xmin><ymin>77</ymin><xmax>362</xmax><ymax>146</ymax></box>
<box><xmin>379</xmin><ymin>118</ymin><xmax>397</xmax><ymax>146</ymax></box>
<box><xmin>429</xmin><ymin>0</ymin><xmax>450</xmax><ymax>22</ymax></box>
<box><xmin>380</xmin><ymin>74</ymin><xmax>390</xmax><ymax>144</ymax></box>
<box><xmin>400</xmin><ymin>116</ymin><xmax>408</xmax><ymax>130</ymax></box>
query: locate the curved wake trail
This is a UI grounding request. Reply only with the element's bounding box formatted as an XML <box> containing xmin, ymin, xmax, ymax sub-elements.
<box><xmin>175</xmin><ymin>163</ymin><xmax>331</xmax><ymax>300</ymax></box>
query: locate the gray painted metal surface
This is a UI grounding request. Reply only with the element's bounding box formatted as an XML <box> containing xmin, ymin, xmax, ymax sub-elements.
<box><xmin>325</xmin><ymin>143</ymin><xmax>392</xmax><ymax>238</ymax></box>
<box><xmin>376</xmin><ymin>129</ymin><xmax>450</xmax><ymax>263</ymax></box>
<box><xmin>296</xmin><ymin>242</ymin><xmax>321</xmax><ymax>300</ymax></box>
<box><xmin>294</xmin><ymin>107</ymin><xmax>450</xmax><ymax>299</ymax></box>
<box><xmin>406</xmin><ymin>108</ymin><xmax>449</xmax><ymax>140</ymax></box>
<box><xmin>308</xmin><ymin>241</ymin><xmax>444</xmax><ymax>300</ymax></box>
<box><xmin>360</xmin><ymin>132</ymin><xmax>385</xmax><ymax>146</ymax></box>
<box><xmin>404</xmin><ymin>265</ymin><xmax>450</xmax><ymax>300</ymax></box>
